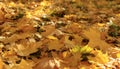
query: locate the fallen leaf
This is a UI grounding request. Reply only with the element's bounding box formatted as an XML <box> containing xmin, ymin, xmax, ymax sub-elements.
<box><xmin>33</xmin><ymin>58</ymin><xmax>61</xmax><ymax>69</ymax></box>
<box><xmin>66</xmin><ymin>53</ymin><xmax>81</xmax><ymax>67</ymax></box>
<box><xmin>0</xmin><ymin>10</ymin><xmax>5</xmax><ymax>23</ymax></box>
<box><xmin>15</xmin><ymin>42</ymin><xmax>42</xmax><ymax>56</ymax></box>
<box><xmin>11</xmin><ymin>59</ymin><xmax>33</xmax><ymax>69</ymax></box>
<box><xmin>83</xmin><ymin>25</ymin><xmax>111</xmax><ymax>51</ymax></box>
<box><xmin>41</xmin><ymin>25</ymin><xmax>56</xmax><ymax>37</ymax></box>
<box><xmin>80</xmin><ymin>45</ymin><xmax>93</xmax><ymax>54</ymax></box>
<box><xmin>88</xmin><ymin>50</ymin><xmax>109</xmax><ymax>64</ymax></box>
<box><xmin>65</xmin><ymin>23</ymin><xmax>82</xmax><ymax>35</ymax></box>
<box><xmin>48</xmin><ymin>40</ymin><xmax>64</xmax><ymax>50</ymax></box>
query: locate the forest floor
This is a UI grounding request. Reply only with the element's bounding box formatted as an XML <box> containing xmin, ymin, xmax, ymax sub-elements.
<box><xmin>0</xmin><ymin>0</ymin><xmax>120</xmax><ymax>69</ymax></box>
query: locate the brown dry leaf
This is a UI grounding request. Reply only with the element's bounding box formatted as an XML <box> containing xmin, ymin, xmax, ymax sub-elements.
<box><xmin>72</xmin><ymin>34</ymin><xmax>83</xmax><ymax>46</ymax></box>
<box><xmin>78</xmin><ymin>61</ymin><xmax>91</xmax><ymax>69</ymax></box>
<box><xmin>0</xmin><ymin>10</ymin><xmax>5</xmax><ymax>23</ymax></box>
<box><xmin>48</xmin><ymin>40</ymin><xmax>64</xmax><ymax>50</ymax></box>
<box><xmin>12</xmin><ymin>59</ymin><xmax>33</xmax><ymax>69</ymax></box>
<box><xmin>79</xmin><ymin>63</ymin><xmax>100</xmax><ymax>69</ymax></box>
<box><xmin>65</xmin><ymin>23</ymin><xmax>82</xmax><ymax>34</ymax></box>
<box><xmin>33</xmin><ymin>57</ymin><xmax>60</xmax><ymax>69</ymax></box>
<box><xmin>15</xmin><ymin>42</ymin><xmax>42</xmax><ymax>56</ymax></box>
<box><xmin>62</xmin><ymin>34</ymin><xmax>83</xmax><ymax>48</ymax></box>
<box><xmin>83</xmin><ymin>26</ymin><xmax>110</xmax><ymax>51</ymax></box>
<box><xmin>18</xmin><ymin>25</ymin><xmax>36</xmax><ymax>33</ymax></box>
<box><xmin>65</xmin><ymin>53</ymin><xmax>81</xmax><ymax>67</ymax></box>
<box><xmin>41</xmin><ymin>25</ymin><xmax>56</xmax><ymax>37</ymax></box>
<box><xmin>0</xmin><ymin>3</ymin><xmax>5</xmax><ymax>23</ymax></box>
<box><xmin>1</xmin><ymin>33</ymin><xmax>32</xmax><ymax>43</ymax></box>
<box><xmin>33</xmin><ymin>58</ymin><xmax>52</xmax><ymax>69</ymax></box>
<box><xmin>64</xmin><ymin>35</ymin><xmax>75</xmax><ymax>48</ymax></box>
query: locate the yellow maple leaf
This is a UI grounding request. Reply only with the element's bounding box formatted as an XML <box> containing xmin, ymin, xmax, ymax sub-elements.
<box><xmin>70</xmin><ymin>45</ymin><xmax>80</xmax><ymax>53</ymax></box>
<box><xmin>88</xmin><ymin>50</ymin><xmax>109</xmax><ymax>64</ymax></box>
<box><xmin>70</xmin><ymin>45</ymin><xmax>93</xmax><ymax>54</ymax></box>
<box><xmin>80</xmin><ymin>45</ymin><xmax>93</xmax><ymax>54</ymax></box>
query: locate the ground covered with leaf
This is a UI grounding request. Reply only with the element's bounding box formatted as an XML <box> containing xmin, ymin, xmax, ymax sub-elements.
<box><xmin>0</xmin><ymin>0</ymin><xmax>120</xmax><ymax>69</ymax></box>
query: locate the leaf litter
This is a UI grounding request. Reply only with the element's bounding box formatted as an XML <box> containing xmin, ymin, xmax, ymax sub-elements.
<box><xmin>0</xmin><ymin>0</ymin><xmax>120</xmax><ymax>69</ymax></box>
